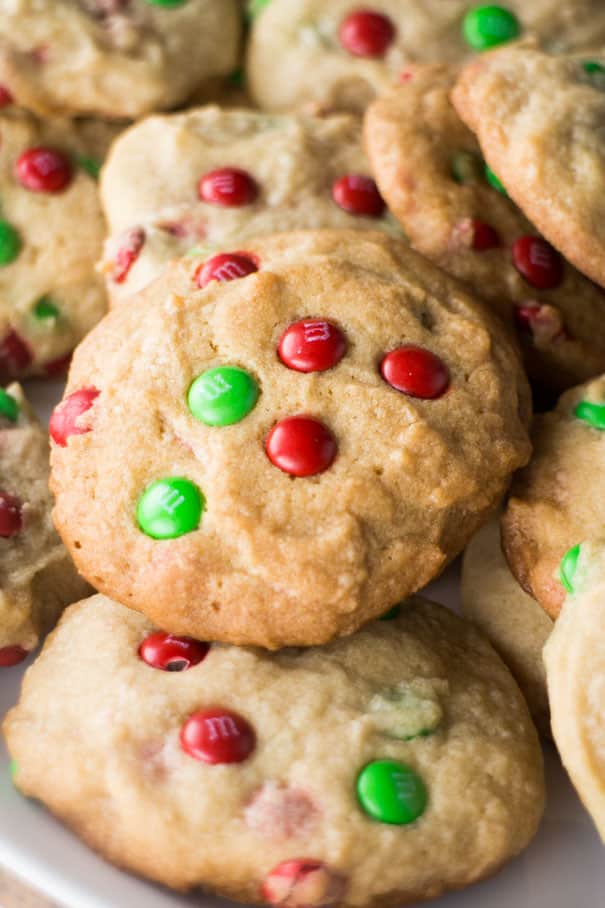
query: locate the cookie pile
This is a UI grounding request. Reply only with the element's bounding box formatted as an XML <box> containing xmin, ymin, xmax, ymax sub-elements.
<box><xmin>2</xmin><ymin>2</ymin><xmax>605</xmax><ymax>906</ymax></box>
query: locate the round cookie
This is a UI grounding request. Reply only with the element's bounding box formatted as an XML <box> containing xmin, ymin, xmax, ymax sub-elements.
<box><xmin>246</xmin><ymin>1</ymin><xmax>605</xmax><ymax>115</ymax></box>
<box><xmin>99</xmin><ymin>106</ymin><xmax>401</xmax><ymax>306</ymax></box>
<box><xmin>50</xmin><ymin>230</ymin><xmax>531</xmax><ymax>648</ymax></box>
<box><xmin>461</xmin><ymin>517</ymin><xmax>553</xmax><ymax>734</ymax></box>
<box><xmin>501</xmin><ymin>374</ymin><xmax>605</xmax><ymax>619</ymax></box>
<box><xmin>544</xmin><ymin>541</ymin><xmax>605</xmax><ymax>840</ymax></box>
<box><xmin>0</xmin><ymin>384</ymin><xmax>91</xmax><ymax>666</ymax></box>
<box><xmin>0</xmin><ymin>0</ymin><xmax>241</xmax><ymax>120</ymax></box>
<box><xmin>4</xmin><ymin>593</ymin><xmax>545</xmax><ymax>902</ymax></box>
<box><xmin>364</xmin><ymin>65</ymin><xmax>605</xmax><ymax>389</ymax></box>
<box><xmin>0</xmin><ymin>109</ymin><xmax>110</xmax><ymax>381</ymax></box>
<box><xmin>452</xmin><ymin>47</ymin><xmax>605</xmax><ymax>289</ymax></box>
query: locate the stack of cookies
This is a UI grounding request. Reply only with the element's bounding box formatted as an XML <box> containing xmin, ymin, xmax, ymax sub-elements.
<box><xmin>2</xmin><ymin>2</ymin><xmax>605</xmax><ymax>906</ymax></box>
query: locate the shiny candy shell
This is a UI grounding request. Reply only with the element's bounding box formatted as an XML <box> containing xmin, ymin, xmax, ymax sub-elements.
<box><xmin>136</xmin><ymin>477</ymin><xmax>204</xmax><ymax>540</ymax></box>
<box><xmin>381</xmin><ymin>346</ymin><xmax>450</xmax><ymax>399</ymax></box>
<box><xmin>49</xmin><ymin>387</ymin><xmax>100</xmax><ymax>447</ymax></box>
<box><xmin>196</xmin><ymin>252</ymin><xmax>258</xmax><ymax>288</ymax></box>
<box><xmin>357</xmin><ymin>759</ymin><xmax>427</xmax><ymax>825</ymax></box>
<box><xmin>180</xmin><ymin>708</ymin><xmax>255</xmax><ymax>764</ymax></box>
<box><xmin>0</xmin><ymin>491</ymin><xmax>22</xmax><ymax>538</ymax></box>
<box><xmin>278</xmin><ymin>319</ymin><xmax>347</xmax><ymax>373</ymax></box>
<box><xmin>188</xmin><ymin>366</ymin><xmax>259</xmax><ymax>427</ymax></box>
<box><xmin>575</xmin><ymin>400</ymin><xmax>605</xmax><ymax>430</ymax></box>
<box><xmin>16</xmin><ymin>147</ymin><xmax>73</xmax><ymax>193</ymax></box>
<box><xmin>339</xmin><ymin>10</ymin><xmax>396</xmax><ymax>58</ymax></box>
<box><xmin>198</xmin><ymin>167</ymin><xmax>258</xmax><ymax>207</ymax></box>
<box><xmin>265</xmin><ymin>416</ymin><xmax>337</xmax><ymax>477</ymax></box>
<box><xmin>139</xmin><ymin>632</ymin><xmax>210</xmax><ymax>671</ymax></box>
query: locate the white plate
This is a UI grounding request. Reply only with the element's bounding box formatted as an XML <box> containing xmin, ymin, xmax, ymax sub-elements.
<box><xmin>0</xmin><ymin>382</ymin><xmax>603</xmax><ymax>908</ymax></box>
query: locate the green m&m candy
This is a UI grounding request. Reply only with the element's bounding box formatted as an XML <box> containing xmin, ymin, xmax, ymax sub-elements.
<box><xmin>575</xmin><ymin>399</ymin><xmax>605</xmax><ymax>430</ymax></box>
<box><xmin>559</xmin><ymin>543</ymin><xmax>581</xmax><ymax>594</ymax></box>
<box><xmin>188</xmin><ymin>366</ymin><xmax>259</xmax><ymax>427</ymax></box>
<box><xmin>75</xmin><ymin>154</ymin><xmax>102</xmax><ymax>180</ymax></box>
<box><xmin>144</xmin><ymin>0</ymin><xmax>187</xmax><ymax>6</ymax></box>
<box><xmin>462</xmin><ymin>5</ymin><xmax>521</xmax><ymax>51</ymax></box>
<box><xmin>9</xmin><ymin>759</ymin><xmax>18</xmax><ymax>782</ymax></box>
<box><xmin>0</xmin><ymin>220</ymin><xmax>21</xmax><ymax>266</ymax></box>
<box><xmin>485</xmin><ymin>164</ymin><xmax>508</xmax><ymax>195</ymax></box>
<box><xmin>33</xmin><ymin>297</ymin><xmax>60</xmax><ymax>325</ymax></box>
<box><xmin>357</xmin><ymin>759</ymin><xmax>427</xmax><ymax>825</ymax></box>
<box><xmin>0</xmin><ymin>387</ymin><xmax>19</xmax><ymax>422</ymax></box>
<box><xmin>137</xmin><ymin>477</ymin><xmax>204</xmax><ymax>539</ymax></box>
<box><xmin>248</xmin><ymin>0</ymin><xmax>272</xmax><ymax>20</ymax></box>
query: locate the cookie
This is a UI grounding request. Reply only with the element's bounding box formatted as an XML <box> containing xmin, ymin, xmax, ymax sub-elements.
<box><xmin>501</xmin><ymin>374</ymin><xmax>605</xmax><ymax>619</ymax></box>
<box><xmin>99</xmin><ymin>106</ymin><xmax>401</xmax><ymax>306</ymax></box>
<box><xmin>461</xmin><ymin>517</ymin><xmax>553</xmax><ymax>734</ymax></box>
<box><xmin>0</xmin><ymin>0</ymin><xmax>241</xmax><ymax>120</ymax></box>
<box><xmin>4</xmin><ymin>593</ymin><xmax>545</xmax><ymax>902</ymax></box>
<box><xmin>365</xmin><ymin>65</ymin><xmax>605</xmax><ymax>389</ymax></box>
<box><xmin>50</xmin><ymin>230</ymin><xmax>531</xmax><ymax>648</ymax></box>
<box><xmin>0</xmin><ymin>109</ymin><xmax>111</xmax><ymax>381</ymax></box>
<box><xmin>544</xmin><ymin>541</ymin><xmax>605</xmax><ymax>840</ymax></box>
<box><xmin>0</xmin><ymin>384</ymin><xmax>90</xmax><ymax>667</ymax></box>
<box><xmin>452</xmin><ymin>47</ymin><xmax>605</xmax><ymax>289</ymax></box>
<box><xmin>246</xmin><ymin>1</ymin><xmax>605</xmax><ymax>115</ymax></box>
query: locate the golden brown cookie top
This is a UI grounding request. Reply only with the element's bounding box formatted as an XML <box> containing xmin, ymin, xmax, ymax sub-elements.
<box><xmin>544</xmin><ymin>541</ymin><xmax>605</xmax><ymax>841</ymax></box>
<box><xmin>452</xmin><ymin>46</ymin><xmax>605</xmax><ymax>289</ymax></box>
<box><xmin>502</xmin><ymin>374</ymin><xmax>605</xmax><ymax>618</ymax></box>
<box><xmin>50</xmin><ymin>229</ymin><xmax>530</xmax><ymax>648</ymax></box>
<box><xmin>365</xmin><ymin>64</ymin><xmax>605</xmax><ymax>389</ymax></box>
<box><xmin>0</xmin><ymin>109</ymin><xmax>110</xmax><ymax>381</ymax></box>
<box><xmin>99</xmin><ymin>106</ymin><xmax>402</xmax><ymax>306</ymax></box>
<box><xmin>0</xmin><ymin>0</ymin><xmax>241</xmax><ymax>119</ymax></box>
<box><xmin>247</xmin><ymin>0</ymin><xmax>605</xmax><ymax>114</ymax></box>
<box><xmin>0</xmin><ymin>383</ymin><xmax>89</xmax><ymax>659</ymax></box>
<box><xmin>5</xmin><ymin>593</ymin><xmax>544</xmax><ymax>902</ymax></box>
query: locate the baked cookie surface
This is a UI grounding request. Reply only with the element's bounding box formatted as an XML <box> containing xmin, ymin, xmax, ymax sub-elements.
<box><xmin>365</xmin><ymin>65</ymin><xmax>605</xmax><ymax>389</ymax></box>
<box><xmin>246</xmin><ymin>1</ymin><xmax>605</xmax><ymax>114</ymax></box>
<box><xmin>50</xmin><ymin>230</ymin><xmax>531</xmax><ymax>648</ymax></box>
<box><xmin>0</xmin><ymin>384</ymin><xmax>90</xmax><ymax>666</ymax></box>
<box><xmin>544</xmin><ymin>542</ymin><xmax>605</xmax><ymax>841</ymax></box>
<box><xmin>502</xmin><ymin>374</ymin><xmax>605</xmax><ymax>619</ymax></box>
<box><xmin>4</xmin><ymin>593</ymin><xmax>545</xmax><ymax>902</ymax></box>
<box><xmin>0</xmin><ymin>0</ymin><xmax>241</xmax><ymax>119</ymax></box>
<box><xmin>0</xmin><ymin>109</ymin><xmax>110</xmax><ymax>381</ymax></box>
<box><xmin>99</xmin><ymin>106</ymin><xmax>400</xmax><ymax>306</ymax></box>
<box><xmin>461</xmin><ymin>517</ymin><xmax>552</xmax><ymax>733</ymax></box>
<box><xmin>452</xmin><ymin>47</ymin><xmax>605</xmax><ymax>288</ymax></box>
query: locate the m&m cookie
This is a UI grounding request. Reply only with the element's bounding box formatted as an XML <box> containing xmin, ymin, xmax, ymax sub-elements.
<box><xmin>0</xmin><ymin>110</ymin><xmax>112</xmax><ymax>381</ymax></box>
<box><xmin>0</xmin><ymin>0</ymin><xmax>241</xmax><ymax>119</ymax></box>
<box><xmin>453</xmin><ymin>47</ymin><xmax>605</xmax><ymax>289</ymax></box>
<box><xmin>365</xmin><ymin>65</ymin><xmax>605</xmax><ymax>389</ymax></box>
<box><xmin>0</xmin><ymin>384</ymin><xmax>90</xmax><ymax>666</ymax></box>
<box><xmin>246</xmin><ymin>1</ymin><xmax>605</xmax><ymax>115</ymax></box>
<box><xmin>99</xmin><ymin>106</ymin><xmax>399</xmax><ymax>306</ymax></box>
<box><xmin>502</xmin><ymin>374</ymin><xmax>605</xmax><ymax>619</ymax></box>
<box><xmin>50</xmin><ymin>230</ymin><xmax>530</xmax><ymax>647</ymax></box>
<box><xmin>544</xmin><ymin>541</ymin><xmax>605</xmax><ymax>841</ymax></box>
<box><xmin>461</xmin><ymin>517</ymin><xmax>553</xmax><ymax>735</ymax></box>
<box><xmin>4</xmin><ymin>594</ymin><xmax>545</xmax><ymax>902</ymax></box>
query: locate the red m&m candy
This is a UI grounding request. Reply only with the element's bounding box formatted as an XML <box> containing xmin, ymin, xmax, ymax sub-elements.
<box><xmin>139</xmin><ymin>632</ymin><xmax>210</xmax><ymax>672</ymax></box>
<box><xmin>381</xmin><ymin>346</ymin><xmax>450</xmax><ymax>399</ymax></box>
<box><xmin>0</xmin><ymin>329</ymin><xmax>32</xmax><ymax>381</ymax></box>
<box><xmin>198</xmin><ymin>167</ymin><xmax>258</xmax><ymax>207</ymax></box>
<box><xmin>50</xmin><ymin>387</ymin><xmax>100</xmax><ymax>447</ymax></box>
<box><xmin>0</xmin><ymin>646</ymin><xmax>28</xmax><ymax>668</ymax></box>
<box><xmin>278</xmin><ymin>319</ymin><xmax>346</xmax><ymax>372</ymax></box>
<box><xmin>262</xmin><ymin>860</ymin><xmax>346</xmax><ymax>908</ymax></box>
<box><xmin>332</xmin><ymin>174</ymin><xmax>385</xmax><ymax>217</ymax></box>
<box><xmin>266</xmin><ymin>416</ymin><xmax>337</xmax><ymax>477</ymax></box>
<box><xmin>512</xmin><ymin>236</ymin><xmax>563</xmax><ymax>290</ymax></box>
<box><xmin>339</xmin><ymin>10</ymin><xmax>396</xmax><ymax>57</ymax></box>
<box><xmin>112</xmin><ymin>227</ymin><xmax>146</xmax><ymax>284</ymax></box>
<box><xmin>196</xmin><ymin>252</ymin><xmax>258</xmax><ymax>288</ymax></box>
<box><xmin>0</xmin><ymin>491</ymin><xmax>22</xmax><ymax>538</ymax></box>
<box><xmin>469</xmin><ymin>219</ymin><xmax>500</xmax><ymax>251</ymax></box>
<box><xmin>16</xmin><ymin>147</ymin><xmax>73</xmax><ymax>193</ymax></box>
<box><xmin>180</xmin><ymin>707</ymin><xmax>255</xmax><ymax>764</ymax></box>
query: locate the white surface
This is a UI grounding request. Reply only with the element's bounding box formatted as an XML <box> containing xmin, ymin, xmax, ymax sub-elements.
<box><xmin>0</xmin><ymin>381</ymin><xmax>603</xmax><ymax>908</ymax></box>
